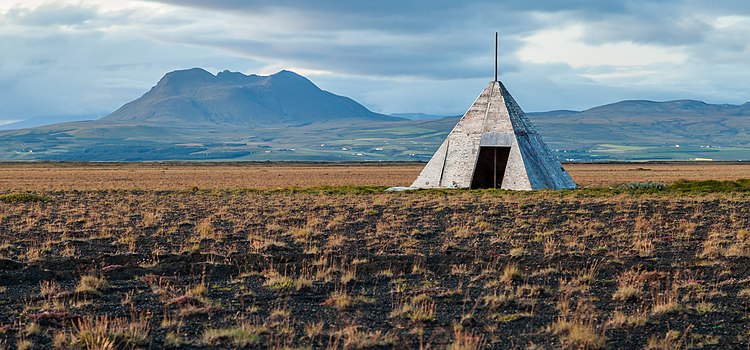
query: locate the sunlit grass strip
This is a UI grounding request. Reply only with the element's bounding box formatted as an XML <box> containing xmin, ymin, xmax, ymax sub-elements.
<box><xmin>0</xmin><ymin>192</ymin><xmax>49</xmax><ymax>203</ymax></box>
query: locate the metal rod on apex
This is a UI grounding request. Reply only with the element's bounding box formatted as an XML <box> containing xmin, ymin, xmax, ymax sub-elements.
<box><xmin>494</xmin><ymin>32</ymin><xmax>498</xmax><ymax>82</ymax></box>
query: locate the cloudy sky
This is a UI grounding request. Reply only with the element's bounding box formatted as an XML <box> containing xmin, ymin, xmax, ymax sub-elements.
<box><xmin>2</xmin><ymin>0</ymin><xmax>750</xmax><ymax>123</ymax></box>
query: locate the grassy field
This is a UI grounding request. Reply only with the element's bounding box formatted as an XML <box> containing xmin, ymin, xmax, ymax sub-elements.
<box><xmin>0</xmin><ymin>163</ymin><xmax>749</xmax><ymax>349</ymax></box>
<box><xmin>0</xmin><ymin>162</ymin><xmax>749</xmax><ymax>191</ymax></box>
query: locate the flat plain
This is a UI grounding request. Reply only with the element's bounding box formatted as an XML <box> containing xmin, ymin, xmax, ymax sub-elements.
<box><xmin>0</xmin><ymin>162</ymin><xmax>749</xmax><ymax>349</ymax></box>
<box><xmin>0</xmin><ymin>162</ymin><xmax>749</xmax><ymax>191</ymax></box>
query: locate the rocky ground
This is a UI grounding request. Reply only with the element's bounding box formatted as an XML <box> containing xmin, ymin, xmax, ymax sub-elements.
<box><xmin>0</xmin><ymin>189</ymin><xmax>749</xmax><ymax>349</ymax></box>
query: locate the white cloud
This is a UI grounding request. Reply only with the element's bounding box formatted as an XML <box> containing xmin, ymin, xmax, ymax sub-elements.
<box><xmin>712</xmin><ymin>15</ymin><xmax>750</xmax><ymax>29</ymax></box>
<box><xmin>517</xmin><ymin>24</ymin><xmax>687</xmax><ymax>68</ymax></box>
<box><xmin>579</xmin><ymin>68</ymin><xmax>661</xmax><ymax>82</ymax></box>
<box><xmin>1</xmin><ymin>0</ymin><xmax>750</xmax><ymax>119</ymax></box>
<box><xmin>258</xmin><ymin>64</ymin><xmax>333</xmax><ymax>77</ymax></box>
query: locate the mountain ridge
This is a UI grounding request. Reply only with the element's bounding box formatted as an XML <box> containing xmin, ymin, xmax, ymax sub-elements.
<box><xmin>560</xmin><ymin>99</ymin><xmax>750</xmax><ymax>118</ymax></box>
<box><xmin>104</xmin><ymin>68</ymin><xmax>400</xmax><ymax>126</ymax></box>
<box><xmin>0</xmin><ymin>69</ymin><xmax>748</xmax><ymax>161</ymax></box>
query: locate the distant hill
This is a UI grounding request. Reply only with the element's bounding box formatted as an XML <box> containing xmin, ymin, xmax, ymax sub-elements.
<box><xmin>524</xmin><ymin>99</ymin><xmax>750</xmax><ymax>160</ymax></box>
<box><xmin>0</xmin><ymin>114</ymin><xmax>100</xmax><ymax>131</ymax></box>
<box><xmin>389</xmin><ymin>113</ymin><xmax>454</xmax><ymax>120</ymax></box>
<box><xmin>104</xmin><ymin>68</ymin><xmax>399</xmax><ymax>126</ymax></box>
<box><xmin>580</xmin><ymin>99</ymin><xmax>750</xmax><ymax>117</ymax></box>
<box><xmin>0</xmin><ymin>69</ymin><xmax>748</xmax><ymax>161</ymax></box>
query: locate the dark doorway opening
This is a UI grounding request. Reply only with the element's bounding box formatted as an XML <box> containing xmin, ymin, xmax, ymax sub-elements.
<box><xmin>471</xmin><ymin>146</ymin><xmax>511</xmax><ymax>189</ymax></box>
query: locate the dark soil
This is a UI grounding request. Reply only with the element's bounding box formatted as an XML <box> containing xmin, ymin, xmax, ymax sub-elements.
<box><xmin>0</xmin><ymin>190</ymin><xmax>749</xmax><ymax>349</ymax></box>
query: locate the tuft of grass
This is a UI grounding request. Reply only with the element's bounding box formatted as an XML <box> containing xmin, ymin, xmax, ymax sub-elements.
<box><xmin>164</xmin><ymin>331</ymin><xmax>183</xmax><ymax>348</ymax></box>
<box><xmin>185</xmin><ymin>283</ymin><xmax>208</xmax><ymax>298</ymax></box>
<box><xmin>501</xmin><ymin>264</ymin><xmax>524</xmax><ymax>283</ymax></box>
<box><xmin>651</xmin><ymin>286</ymin><xmax>686</xmax><ymax>316</ymax></box>
<box><xmin>304</xmin><ymin>321</ymin><xmax>324</xmax><ymax>340</ymax></box>
<box><xmin>652</xmin><ymin>302</ymin><xmax>687</xmax><ymax>316</ymax></box>
<box><xmin>550</xmin><ymin>297</ymin><xmax>606</xmax><ymax>350</ymax></box>
<box><xmin>483</xmin><ymin>291</ymin><xmax>516</xmax><ymax>308</ymax></box>
<box><xmin>52</xmin><ymin>331</ymin><xmax>68</xmax><ymax>348</ymax></box>
<box><xmin>509</xmin><ymin>247</ymin><xmax>526</xmax><ymax>257</ymax></box>
<box><xmin>24</xmin><ymin>322</ymin><xmax>41</xmax><ymax>336</ymax></box>
<box><xmin>202</xmin><ymin>322</ymin><xmax>265</xmax><ymax>347</ymax></box>
<box><xmin>727</xmin><ymin>229</ymin><xmax>750</xmax><ymax>257</ymax></box>
<box><xmin>75</xmin><ymin>274</ymin><xmax>110</xmax><ymax>295</ymax></box>
<box><xmin>448</xmin><ymin>326</ymin><xmax>486</xmax><ymax>350</ymax></box>
<box><xmin>295</xmin><ymin>276</ymin><xmax>313</xmax><ymax>290</ymax></box>
<box><xmin>391</xmin><ymin>296</ymin><xmax>436</xmax><ymax>322</ymax></box>
<box><xmin>613</xmin><ymin>268</ymin><xmax>645</xmax><ymax>302</ymax></box>
<box><xmin>39</xmin><ymin>280</ymin><xmax>62</xmax><ymax>298</ymax></box>
<box><xmin>645</xmin><ymin>326</ymin><xmax>692</xmax><ymax>350</ymax></box>
<box><xmin>340</xmin><ymin>267</ymin><xmax>357</xmax><ymax>285</ymax></box>
<box><xmin>263</xmin><ymin>270</ymin><xmax>294</xmax><ymax>291</ymax></box>
<box><xmin>195</xmin><ymin>217</ymin><xmax>215</xmax><ymax>240</ymax></box>
<box><xmin>737</xmin><ymin>288</ymin><xmax>750</xmax><ymax>298</ymax></box>
<box><xmin>613</xmin><ymin>285</ymin><xmax>642</xmax><ymax>302</ymax></box>
<box><xmin>323</xmin><ymin>290</ymin><xmax>374</xmax><ymax>310</ymax></box>
<box><xmin>605</xmin><ymin>310</ymin><xmax>648</xmax><ymax>328</ymax></box>
<box><xmin>323</xmin><ymin>290</ymin><xmax>353</xmax><ymax>310</ymax></box>
<box><xmin>70</xmin><ymin>314</ymin><xmax>150</xmax><ymax>349</ymax></box>
<box><xmin>0</xmin><ymin>192</ymin><xmax>49</xmax><ymax>203</ymax></box>
<box><xmin>494</xmin><ymin>313</ymin><xmax>523</xmax><ymax>323</ymax></box>
<box><xmin>262</xmin><ymin>271</ymin><xmax>311</xmax><ymax>292</ymax></box>
<box><xmin>17</xmin><ymin>339</ymin><xmax>34</xmax><ymax>350</ymax></box>
<box><xmin>290</xmin><ymin>227</ymin><xmax>314</xmax><ymax>241</ymax></box>
<box><xmin>338</xmin><ymin>325</ymin><xmax>395</xmax><ymax>348</ymax></box>
<box><xmin>615</xmin><ymin>182</ymin><xmax>666</xmax><ymax>191</ymax></box>
<box><xmin>694</xmin><ymin>301</ymin><xmax>716</xmax><ymax>315</ymax></box>
<box><xmin>551</xmin><ymin>319</ymin><xmax>607</xmax><ymax>349</ymax></box>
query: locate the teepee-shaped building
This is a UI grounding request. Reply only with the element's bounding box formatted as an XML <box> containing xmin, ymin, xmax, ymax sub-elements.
<box><xmin>412</xmin><ymin>35</ymin><xmax>576</xmax><ymax>190</ymax></box>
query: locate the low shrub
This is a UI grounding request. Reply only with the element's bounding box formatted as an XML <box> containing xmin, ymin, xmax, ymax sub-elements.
<box><xmin>667</xmin><ymin>179</ymin><xmax>750</xmax><ymax>193</ymax></box>
<box><xmin>271</xmin><ymin>186</ymin><xmax>389</xmax><ymax>194</ymax></box>
<box><xmin>615</xmin><ymin>182</ymin><xmax>666</xmax><ymax>191</ymax></box>
<box><xmin>0</xmin><ymin>192</ymin><xmax>49</xmax><ymax>203</ymax></box>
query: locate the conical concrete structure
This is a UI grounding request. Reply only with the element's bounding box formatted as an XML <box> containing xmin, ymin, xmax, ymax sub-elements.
<box><xmin>411</xmin><ymin>80</ymin><xmax>576</xmax><ymax>190</ymax></box>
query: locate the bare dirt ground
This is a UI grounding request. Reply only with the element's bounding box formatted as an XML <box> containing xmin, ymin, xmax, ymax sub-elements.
<box><xmin>0</xmin><ymin>162</ymin><xmax>748</xmax><ymax>191</ymax></box>
<box><xmin>0</xmin><ymin>163</ymin><xmax>749</xmax><ymax>349</ymax></box>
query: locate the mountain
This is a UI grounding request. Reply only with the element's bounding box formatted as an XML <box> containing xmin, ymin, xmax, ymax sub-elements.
<box><xmin>578</xmin><ymin>100</ymin><xmax>750</xmax><ymax>117</ymax></box>
<box><xmin>0</xmin><ymin>69</ymin><xmax>748</xmax><ymax>161</ymax></box>
<box><xmin>104</xmin><ymin>68</ymin><xmax>398</xmax><ymax>126</ymax></box>
<box><xmin>525</xmin><ymin>99</ymin><xmax>750</xmax><ymax>161</ymax></box>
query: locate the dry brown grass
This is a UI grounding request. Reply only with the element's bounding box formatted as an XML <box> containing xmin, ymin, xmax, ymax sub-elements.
<box><xmin>0</xmin><ymin>163</ymin><xmax>421</xmax><ymax>191</ymax></box>
<box><xmin>0</xmin><ymin>162</ymin><xmax>748</xmax><ymax>191</ymax></box>
<box><xmin>0</xmin><ymin>172</ymin><xmax>748</xmax><ymax>348</ymax></box>
<box><xmin>565</xmin><ymin>162</ymin><xmax>750</xmax><ymax>187</ymax></box>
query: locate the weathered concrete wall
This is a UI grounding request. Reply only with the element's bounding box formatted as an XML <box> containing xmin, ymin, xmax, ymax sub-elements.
<box><xmin>500</xmin><ymin>82</ymin><xmax>576</xmax><ymax>190</ymax></box>
<box><xmin>412</xmin><ymin>83</ymin><xmax>493</xmax><ymax>188</ymax></box>
<box><xmin>411</xmin><ymin>81</ymin><xmax>576</xmax><ymax>190</ymax></box>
